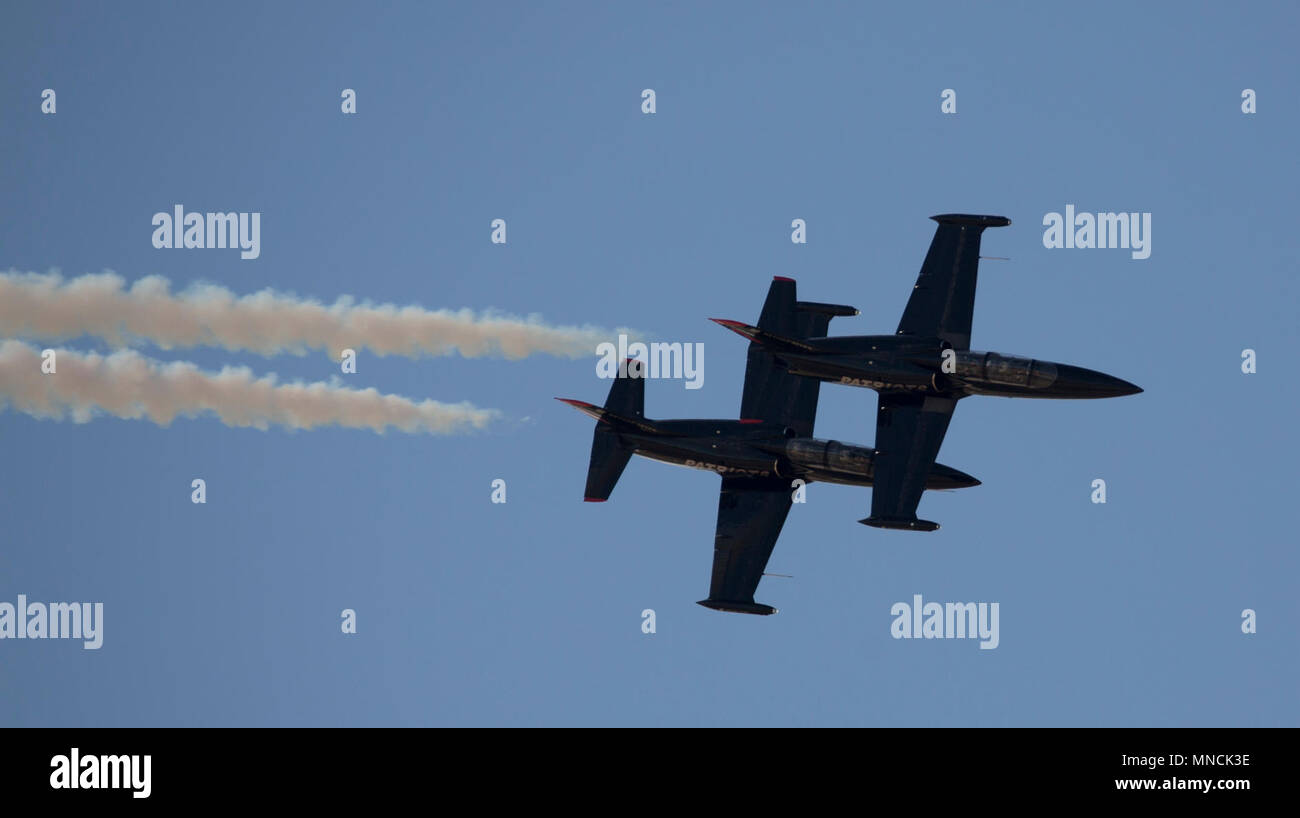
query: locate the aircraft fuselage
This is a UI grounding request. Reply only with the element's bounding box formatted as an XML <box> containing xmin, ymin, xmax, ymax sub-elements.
<box><xmin>774</xmin><ymin>335</ymin><xmax>1141</xmax><ymax>400</ymax></box>
<box><xmin>620</xmin><ymin>419</ymin><xmax>978</xmax><ymax>490</ymax></box>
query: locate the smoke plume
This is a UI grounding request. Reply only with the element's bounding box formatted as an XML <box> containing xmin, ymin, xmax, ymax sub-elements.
<box><xmin>0</xmin><ymin>270</ymin><xmax>623</xmax><ymax>360</ymax></box>
<box><xmin>0</xmin><ymin>340</ymin><xmax>498</xmax><ymax>435</ymax></box>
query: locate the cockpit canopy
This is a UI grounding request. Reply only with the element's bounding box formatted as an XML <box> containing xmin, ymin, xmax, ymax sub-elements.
<box><xmin>955</xmin><ymin>351</ymin><xmax>1057</xmax><ymax>388</ymax></box>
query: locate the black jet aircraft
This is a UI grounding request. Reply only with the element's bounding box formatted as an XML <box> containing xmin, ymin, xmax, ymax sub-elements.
<box><xmin>558</xmin><ymin>279</ymin><xmax>979</xmax><ymax>615</ymax></box>
<box><xmin>712</xmin><ymin>214</ymin><xmax>1142</xmax><ymax>533</ymax></box>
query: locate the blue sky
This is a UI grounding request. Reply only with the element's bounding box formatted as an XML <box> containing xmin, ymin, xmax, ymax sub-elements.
<box><xmin>0</xmin><ymin>1</ymin><xmax>1295</xmax><ymax>726</ymax></box>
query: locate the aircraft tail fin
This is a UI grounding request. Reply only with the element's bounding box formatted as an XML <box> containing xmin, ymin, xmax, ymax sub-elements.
<box><xmin>711</xmin><ymin>277</ymin><xmax>856</xmax><ymax>438</ymax></box>
<box><xmin>580</xmin><ymin>423</ymin><xmax>634</xmax><ymax>502</ymax></box>
<box><xmin>556</xmin><ymin>365</ymin><xmax>649</xmax><ymax>502</ymax></box>
<box><xmin>602</xmin><ymin>362</ymin><xmax>645</xmax><ymax>418</ymax></box>
<box><xmin>755</xmin><ymin>276</ymin><xmax>857</xmax><ymax>334</ymax></box>
<box><xmin>712</xmin><ymin>276</ymin><xmax>857</xmax><ymax>351</ymax></box>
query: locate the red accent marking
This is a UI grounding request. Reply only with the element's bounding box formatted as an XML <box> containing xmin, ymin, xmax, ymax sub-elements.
<box><xmin>773</xmin><ymin>276</ymin><xmax>795</xmax><ymax>282</ymax></box>
<box><xmin>710</xmin><ymin>318</ymin><xmax>746</xmax><ymax>328</ymax></box>
<box><xmin>738</xmin><ymin>418</ymin><xmax>764</xmax><ymax>424</ymax></box>
<box><xmin>583</xmin><ymin>497</ymin><xmax>607</xmax><ymax>503</ymax></box>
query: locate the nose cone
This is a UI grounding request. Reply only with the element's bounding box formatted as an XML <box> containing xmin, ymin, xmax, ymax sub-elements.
<box><xmin>1054</xmin><ymin>364</ymin><xmax>1143</xmax><ymax>398</ymax></box>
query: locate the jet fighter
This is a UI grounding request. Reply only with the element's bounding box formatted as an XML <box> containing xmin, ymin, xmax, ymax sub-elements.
<box><xmin>559</xmin><ymin>278</ymin><xmax>979</xmax><ymax>614</ymax></box>
<box><xmin>712</xmin><ymin>214</ymin><xmax>1142</xmax><ymax>533</ymax></box>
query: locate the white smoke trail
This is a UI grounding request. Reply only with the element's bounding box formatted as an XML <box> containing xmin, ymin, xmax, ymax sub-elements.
<box><xmin>0</xmin><ymin>270</ymin><xmax>628</xmax><ymax>360</ymax></box>
<box><xmin>0</xmin><ymin>340</ymin><xmax>498</xmax><ymax>435</ymax></box>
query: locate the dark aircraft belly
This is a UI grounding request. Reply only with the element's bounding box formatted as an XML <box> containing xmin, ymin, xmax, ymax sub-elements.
<box><xmin>635</xmin><ymin>443</ymin><xmax>782</xmax><ymax>479</ymax></box>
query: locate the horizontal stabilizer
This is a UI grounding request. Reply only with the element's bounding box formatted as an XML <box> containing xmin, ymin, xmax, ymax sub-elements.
<box><xmin>796</xmin><ymin>300</ymin><xmax>859</xmax><ymax>318</ymax></box>
<box><xmin>555</xmin><ymin>396</ymin><xmax>660</xmax><ymax>435</ymax></box>
<box><xmin>710</xmin><ymin>318</ymin><xmax>819</xmax><ymax>352</ymax></box>
<box><xmin>556</xmin><ymin>397</ymin><xmax>605</xmax><ymax>422</ymax></box>
<box><xmin>696</xmin><ymin>599</ymin><xmax>779</xmax><ymax>616</ymax></box>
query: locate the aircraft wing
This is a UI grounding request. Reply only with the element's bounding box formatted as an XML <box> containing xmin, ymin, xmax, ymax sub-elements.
<box><xmin>861</xmin><ymin>393</ymin><xmax>958</xmax><ymax>531</ymax></box>
<box><xmin>697</xmin><ymin>476</ymin><xmax>792</xmax><ymax>615</ymax></box>
<box><xmin>738</xmin><ymin>277</ymin><xmax>856</xmax><ymax>437</ymax></box>
<box><xmin>896</xmin><ymin>214</ymin><xmax>1010</xmax><ymax>350</ymax></box>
